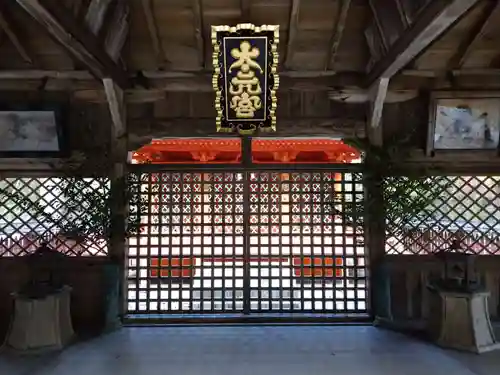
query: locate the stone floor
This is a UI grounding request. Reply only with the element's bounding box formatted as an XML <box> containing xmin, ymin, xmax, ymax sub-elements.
<box><xmin>1</xmin><ymin>325</ymin><xmax>500</xmax><ymax>375</ymax></box>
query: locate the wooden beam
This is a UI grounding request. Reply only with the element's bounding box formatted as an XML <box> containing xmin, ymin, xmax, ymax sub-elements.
<box><xmin>368</xmin><ymin>77</ymin><xmax>389</xmax><ymax>130</ymax></box>
<box><xmin>141</xmin><ymin>0</ymin><xmax>169</xmax><ymax>68</ymax></box>
<box><xmin>192</xmin><ymin>0</ymin><xmax>205</xmax><ymax>68</ymax></box>
<box><xmin>241</xmin><ymin>0</ymin><xmax>251</xmax><ymax>20</ymax></box>
<box><xmin>284</xmin><ymin>0</ymin><xmax>300</xmax><ymax>69</ymax></box>
<box><xmin>325</xmin><ymin>0</ymin><xmax>352</xmax><ymax>70</ymax></box>
<box><xmin>368</xmin><ymin>0</ymin><xmax>407</xmax><ymax>48</ymax></box>
<box><xmin>85</xmin><ymin>0</ymin><xmax>114</xmax><ymax>35</ymax></box>
<box><xmin>128</xmin><ymin>117</ymin><xmax>366</xmax><ymax>147</ymax></box>
<box><xmin>103</xmin><ymin>78</ymin><xmax>125</xmax><ymax>136</ymax></box>
<box><xmin>104</xmin><ymin>0</ymin><xmax>129</xmax><ymax>62</ymax></box>
<box><xmin>73</xmin><ymin>0</ymin><xmax>84</xmax><ymax>18</ymax></box>
<box><xmin>16</xmin><ymin>0</ymin><xmax>129</xmax><ymax>88</ymax></box>
<box><xmin>0</xmin><ymin>6</ymin><xmax>33</xmax><ymax>64</ymax></box>
<box><xmin>367</xmin><ymin>0</ymin><xmax>388</xmax><ymax>51</ymax></box>
<box><xmin>366</xmin><ymin>0</ymin><xmax>481</xmax><ymax>86</ymax></box>
<box><xmin>6</xmin><ymin>68</ymin><xmax>500</xmax><ymax>93</ymax></box>
<box><xmin>329</xmin><ymin>88</ymin><xmax>418</xmax><ymax>103</ymax></box>
<box><xmin>394</xmin><ymin>0</ymin><xmax>410</xmax><ymax>27</ymax></box>
<box><xmin>447</xmin><ymin>0</ymin><xmax>500</xmax><ymax>70</ymax></box>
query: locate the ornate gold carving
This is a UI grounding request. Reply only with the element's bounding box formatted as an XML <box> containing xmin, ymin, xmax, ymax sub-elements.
<box><xmin>211</xmin><ymin>23</ymin><xmax>280</xmax><ymax>134</ymax></box>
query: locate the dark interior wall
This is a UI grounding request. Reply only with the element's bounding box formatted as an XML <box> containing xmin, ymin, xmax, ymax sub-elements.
<box><xmin>0</xmin><ymin>257</ymin><xmax>108</xmax><ymax>342</ymax></box>
<box><xmin>382</xmin><ymin>94</ymin><xmax>429</xmax><ymax>149</ymax></box>
<box><xmin>0</xmin><ymin>91</ymin><xmax>112</xmax><ymax>174</ymax></box>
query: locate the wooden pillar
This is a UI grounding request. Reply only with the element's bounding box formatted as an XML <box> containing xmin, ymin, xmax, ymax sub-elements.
<box><xmin>104</xmin><ymin>78</ymin><xmax>128</xmax><ymax>330</ymax></box>
<box><xmin>365</xmin><ymin>116</ymin><xmax>392</xmax><ymax>321</ymax></box>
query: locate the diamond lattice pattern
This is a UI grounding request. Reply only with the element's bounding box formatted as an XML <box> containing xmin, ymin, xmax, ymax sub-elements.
<box><xmin>386</xmin><ymin>176</ymin><xmax>500</xmax><ymax>255</ymax></box>
<box><xmin>0</xmin><ymin>178</ymin><xmax>110</xmax><ymax>256</ymax></box>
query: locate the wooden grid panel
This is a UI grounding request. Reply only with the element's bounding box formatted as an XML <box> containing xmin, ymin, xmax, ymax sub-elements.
<box><xmin>127</xmin><ymin>172</ymin><xmax>245</xmax><ymax>313</ymax></box>
<box><xmin>0</xmin><ymin>177</ymin><xmax>109</xmax><ymax>256</ymax></box>
<box><xmin>248</xmin><ymin>172</ymin><xmax>367</xmax><ymax>313</ymax></box>
<box><xmin>127</xmin><ymin>170</ymin><xmax>367</xmax><ymax>315</ymax></box>
<box><xmin>386</xmin><ymin>176</ymin><xmax>500</xmax><ymax>255</ymax></box>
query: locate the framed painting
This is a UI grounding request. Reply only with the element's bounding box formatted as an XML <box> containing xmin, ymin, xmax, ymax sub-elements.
<box><xmin>427</xmin><ymin>92</ymin><xmax>500</xmax><ymax>155</ymax></box>
<box><xmin>0</xmin><ymin>103</ymin><xmax>68</xmax><ymax>158</ymax></box>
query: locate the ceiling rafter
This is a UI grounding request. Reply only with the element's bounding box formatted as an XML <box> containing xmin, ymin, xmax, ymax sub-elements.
<box><xmin>240</xmin><ymin>0</ymin><xmax>251</xmax><ymax>20</ymax></box>
<box><xmin>141</xmin><ymin>0</ymin><xmax>169</xmax><ymax>69</ymax></box>
<box><xmin>72</xmin><ymin>0</ymin><xmax>84</xmax><ymax>18</ymax></box>
<box><xmin>447</xmin><ymin>0</ymin><xmax>500</xmax><ymax>70</ymax></box>
<box><xmin>325</xmin><ymin>0</ymin><xmax>352</xmax><ymax>70</ymax></box>
<box><xmin>104</xmin><ymin>78</ymin><xmax>126</xmax><ymax>137</ymax></box>
<box><xmin>192</xmin><ymin>0</ymin><xmax>206</xmax><ymax>69</ymax></box>
<box><xmin>366</xmin><ymin>0</ymin><xmax>481</xmax><ymax>86</ymax></box>
<box><xmin>367</xmin><ymin>0</ymin><xmax>389</xmax><ymax>51</ymax></box>
<box><xmin>284</xmin><ymin>0</ymin><xmax>300</xmax><ymax>69</ymax></box>
<box><xmin>105</xmin><ymin>0</ymin><xmax>129</xmax><ymax>62</ymax></box>
<box><xmin>85</xmin><ymin>0</ymin><xmax>114</xmax><ymax>35</ymax></box>
<box><xmin>15</xmin><ymin>0</ymin><xmax>129</xmax><ymax>88</ymax></box>
<box><xmin>0</xmin><ymin>4</ymin><xmax>33</xmax><ymax>64</ymax></box>
<box><xmin>394</xmin><ymin>0</ymin><xmax>410</xmax><ymax>27</ymax></box>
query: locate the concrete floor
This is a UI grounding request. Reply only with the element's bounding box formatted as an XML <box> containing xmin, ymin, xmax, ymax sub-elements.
<box><xmin>1</xmin><ymin>325</ymin><xmax>500</xmax><ymax>375</ymax></box>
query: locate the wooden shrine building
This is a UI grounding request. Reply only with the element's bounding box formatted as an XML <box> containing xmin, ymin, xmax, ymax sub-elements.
<box><xmin>1</xmin><ymin>0</ymin><xmax>500</xmax><ymax>347</ymax></box>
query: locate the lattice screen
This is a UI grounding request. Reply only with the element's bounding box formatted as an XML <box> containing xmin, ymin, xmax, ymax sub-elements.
<box><xmin>126</xmin><ymin>170</ymin><xmax>367</xmax><ymax>314</ymax></box>
<box><xmin>0</xmin><ymin>177</ymin><xmax>110</xmax><ymax>256</ymax></box>
<box><xmin>386</xmin><ymin>176</ymin><xmax>500</xmax><ymax>255</ymax></box>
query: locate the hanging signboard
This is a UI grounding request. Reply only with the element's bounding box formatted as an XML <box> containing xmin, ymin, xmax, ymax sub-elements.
<box><xmin>211</xmin><ymin>24</ymin><xmax>279</xmax><ymax>135</ymax></box>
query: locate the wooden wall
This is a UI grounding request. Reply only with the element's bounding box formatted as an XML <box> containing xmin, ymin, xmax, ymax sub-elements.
<box><xmin>0</xmin><ymin>257</ymin><xmax>109</xmax><ymax>342</ymax></box>
<box><xmin>382</xmin><ymin>255</ymin><xmax>500</xmax><ymax>325</ymax></box>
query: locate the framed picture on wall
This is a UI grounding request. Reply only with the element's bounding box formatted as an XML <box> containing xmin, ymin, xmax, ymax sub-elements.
<box><xmin>427</xmin><ymin>92</ymin><xmax>500</xmax><ymax>155</ymax></box>
<box><xmin>0</xmin><ymin>103</ymin><xmax>68</xmax><ymax>158</ymax></box>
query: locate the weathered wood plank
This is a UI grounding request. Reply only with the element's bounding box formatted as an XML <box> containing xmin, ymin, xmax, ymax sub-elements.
<box><xmin>104</xmin><ymin>0</ymin><xmax>129</xmax><ymax>62</ymax></box>
<box><xmin>447</xmin><ymin>0</ymin><xmax>500</xmax><ymax>70</ymax></box>
<box><xmin>366</xmin><ymin>0</ymin><xmax>481</xmax><ymax>86</ymax></box>
<box><xmin>141</xmin><ymin>0</ymin><xmax>168</xmax><ymax>68</ymax></box>
<box><xmin>325</xmin><ymin>0</ymin><xmax>352</xmax><ymax>70</ymax></box>
<box><xmin>192</xmin><ymin>0</ymin><xmax>205</xmax><ymax>68</ymax></box>
<box><xmin>16</xmin><ymin>0</ymin><xmax>129</xmax><ymax>88</ymax></box>
<box><xmin>127</xmin><ymin>117</ymin><xmax>366</xmax><ymax>148</ymax></box>
<box><xmin>103</xmin><ymin>78</ymin><xmax>125</xmax><ymax>136</ymax></box>
<box><xmin>240</xmin><ymin>0</ymin><xmax>251</xmax><ymax>20</ymax></box>
<box><xmin>368</xmin><ymin>0</ymin><xmax>406</xmax><ymax>48</ymax></box>
<box><xmin>284</xmin><ymin>0</ymin><xmax>300</xmax><ymax>69</ymax></box>
<box><xmin>0</xmin><ymin>6</ymin><xmax>33</xmax><ymax>64</ymax></box>
<box><xmin>85</xmin><ymin>0</ymin><xmax>113</xmax><ymax>35</ymax></box>
<box><xmin>368</xmin><ymin>77</ymin><xmax>389</xmax><ymax>134</ymax></box>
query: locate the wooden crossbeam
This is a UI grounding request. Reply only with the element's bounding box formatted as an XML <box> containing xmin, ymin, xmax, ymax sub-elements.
<box><xmin>192</xmin><ymin>0</ymin><xmax>205</xmax><ymax>68</ymax></box>
<box><xmin>284</xmin><ymin>0</ymin><xmax>300</xmax><ymax>69</ymax></box>
<box><xmin>103</xmin><ymin>78</ymin><xmax>125</xmax><ymax>137</ymax></box>
<box><xmin>241</xmin><ymin>0</ymin><xmax>251</xmax><ymax>20</ymax></box>
<box><xmin>366</xmin><ymin>0</ymin><xmax>481</xmax><ymax>86</ymax></box>
<box><xmin>141</xmin><ymin>0</ymin><xmax>168</xmax><ymax>68</ymax></box>
<box><xmin>325</xmin><ymin>0</ymin><xmax>352</xmax><ymax>70</ymax></box>
<box><xmin>85</xmin><ymin>0</ymin><xmax>113</xmax><ymax>35</ymax></box>
<box><xmin>368</xmin><ymin>77</ymin><xmax>389</xmax><ymax>131</ymax></box>
<box><xmin>0</xmin><ymin>6</ymin><xmax>33</xmax><ymax>64</ymax></box>
<box><xmin>447</xmin><ymin>0</ymin><xmax>500</xmax><ymax>70</ymax></box>
<box><xmin>16</xmin><ymin>0</ymin><xmax>129</xmax><ymax>88</ymax></box>
<box><xmin>128</xmin><ymin>117</ymin><xmax>365</xmax><ymax>145</ymax></box>
<box><xmin>105</xmin><ymin>0</ymin><xmax>129</xmax><ymax>62</ymax></box>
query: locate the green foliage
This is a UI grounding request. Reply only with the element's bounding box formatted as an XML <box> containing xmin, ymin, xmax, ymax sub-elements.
<box><xmin>0</xmin><ymin>177</ymin><xmax>145</xmax><ymax>244</ymax></box>
<box><xmin>336</xmin><ymin>132</ymin><xmax>449</xmax><ymax>236</ymax></box>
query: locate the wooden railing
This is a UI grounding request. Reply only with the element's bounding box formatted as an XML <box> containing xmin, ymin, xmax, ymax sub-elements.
<box><xmin>383</xmin><ymin>255</ymin><xmax>500</xmax><ymax>323</ymax></box>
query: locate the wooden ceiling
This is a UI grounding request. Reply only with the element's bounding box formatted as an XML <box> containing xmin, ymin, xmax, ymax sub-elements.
<box><xmin>1</xmin><ymin>0</ymin><xmax>500</xmax><ymax>142</ymax></box>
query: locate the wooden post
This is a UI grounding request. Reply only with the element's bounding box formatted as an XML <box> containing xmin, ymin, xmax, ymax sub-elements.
<box><xmin>104</xmin><ymin>78</ymin><xmax>128</xmax><ymax>329</ymax></box>
<box><xmin>365</xmin><ymin>113</ymin><xmax>392</xmax><ymax>321</ymax></box>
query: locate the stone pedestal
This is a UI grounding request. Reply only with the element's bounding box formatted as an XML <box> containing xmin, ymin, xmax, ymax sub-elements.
<box><xmin>7</xmin><ymin>286</ymin><xmax>74</xmax><ymax>352</ymax></box>
<box><xmin>430</xmin><ymin>289</ymin><xmax>500</xmax><ymax>353</ymax></box>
